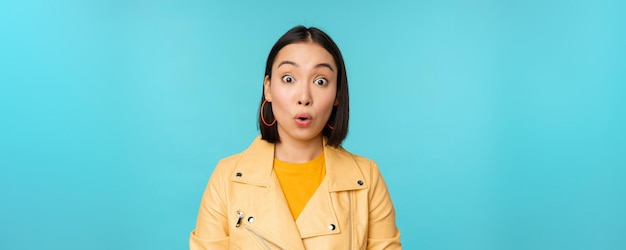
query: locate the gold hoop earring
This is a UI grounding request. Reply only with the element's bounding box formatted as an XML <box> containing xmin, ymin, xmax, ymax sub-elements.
<box><xmin>261</xmin><ymin>100</ymin><xmax>276</xmax><ymax>126</ymax></box>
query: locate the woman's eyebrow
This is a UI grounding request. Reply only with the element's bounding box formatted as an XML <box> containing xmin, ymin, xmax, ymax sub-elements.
<box><xmin>315</xmin><ymin>63</ymin><xmax>334</xmax><ymax>72</ymax></box>
<box><xmin>277</xmin><ymin>61</ymin><xmax>298</xmax><ymax>68</ymax></box>
<box><xmin>277</xmin><ymin>61</ymin><xmax>334</xmax><ymax>72</ymax></box>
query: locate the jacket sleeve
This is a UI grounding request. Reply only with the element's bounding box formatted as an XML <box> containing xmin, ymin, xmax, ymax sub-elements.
<box><xmin>367</xmin><ymin>162</ymin><xmax>402</xmax><ymax>249</ymax></box>
<box><xmin>189</xmin><ymin>160</ymin><xmax>230</xmax><ymax>249</ymax></box>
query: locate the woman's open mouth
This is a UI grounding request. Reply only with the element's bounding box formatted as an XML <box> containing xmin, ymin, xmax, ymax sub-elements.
<box><xmin>295</xmin><ymin>113</ymin><xmax>312</xmax><ymax>127</ymax></box>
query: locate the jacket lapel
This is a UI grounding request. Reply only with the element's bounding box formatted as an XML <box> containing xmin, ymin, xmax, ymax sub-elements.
<box><xmin>229</xmin><ymin>136</ymin><xmax>368</xmax><ymax>247</ymax></box>
<box><xmin>230</xmin><ymin>137</ymin><xmax>306</xmax><ymax>250</ymax></box>
<box><xmin>296</xmin><ymin>143</ymin><xmax>368</xmax><ymax>238</ymax></box>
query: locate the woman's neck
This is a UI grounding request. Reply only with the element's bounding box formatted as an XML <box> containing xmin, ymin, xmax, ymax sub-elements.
<box><xmin>274</xmin><ymin>136</ymin><xmax>324</xmax><ymax>164</ymax></box>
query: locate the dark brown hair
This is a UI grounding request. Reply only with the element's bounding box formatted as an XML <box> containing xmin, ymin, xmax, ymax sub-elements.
<box><xmin>259</xmin><ymin>26</ymin><xmax>349</xmax><ymax>147</ymax></box>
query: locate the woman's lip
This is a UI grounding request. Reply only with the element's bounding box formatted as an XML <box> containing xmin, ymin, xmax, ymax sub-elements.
<box><xmin>295</xmin><ymin>113</ymin><xmax>312</xmax><ymax>119</ymax></box>
<box><xmin>294</xmin><ymin>113</ymin><xmax>312</xmax><ymax>127</ymax></box>
<box><xmin>295</xmin><ymin>118</ymin><xmax>312</xmax><ymax>127</ymax></box>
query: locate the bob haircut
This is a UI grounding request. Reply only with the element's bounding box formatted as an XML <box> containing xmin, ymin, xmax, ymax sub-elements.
<box><xmin>258</xmin><ymin>26</ymin><xmax>349</xmax><ymax>147</ymax></box>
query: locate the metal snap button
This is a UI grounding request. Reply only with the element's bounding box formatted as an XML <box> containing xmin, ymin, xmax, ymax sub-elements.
<box><xmin>329</xmin><ymin>224</ymin><xmax>336</xmax><ymax>230</ymax></box>
<box><xmin>357</xmin><ymin>180</ymin><xmax>364</xmax><ymax>185</ymax></box>
<box><xmin>248</xmin><ymin>217</ymin><xmax>255</xmax><ymax>223</ymax></box>
<box><xmin>236</xmin><ymin>172</ymin><xmax>242</xmax><ymax>177</ymax></box>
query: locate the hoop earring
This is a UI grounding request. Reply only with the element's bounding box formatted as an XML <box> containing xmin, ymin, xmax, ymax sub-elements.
<box><xmin>327</xmin><ymin>123</ymin><xmax>334</xmax><ymax>130</ymax></box>
<box><xmin>261</xmin><ymin>100</ymin><xmax>276</xmax><ymax>126</ymax></box>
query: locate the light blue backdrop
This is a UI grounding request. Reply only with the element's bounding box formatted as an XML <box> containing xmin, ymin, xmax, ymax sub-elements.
<box><xmin>1</xmin><ymin>0</ymin><xmax>624</xmax><ymax>249</ymax></box>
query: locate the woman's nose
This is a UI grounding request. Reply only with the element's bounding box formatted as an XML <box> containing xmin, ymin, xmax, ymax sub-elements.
<box><xmin>297</xmin><ymin>99</ymin><xmax>311</xmax><ymax>106</ymax></box>
<box><xmin>297</xmin><ymin>84</ymin><xmax>312</xmax><ymax>106</ymax></box>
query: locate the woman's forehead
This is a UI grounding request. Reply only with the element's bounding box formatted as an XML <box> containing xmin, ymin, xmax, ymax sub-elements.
<box><xmin>273</xmin><ymin>42</ymin><xmax>336</xmax><ymax>70</ymax></box>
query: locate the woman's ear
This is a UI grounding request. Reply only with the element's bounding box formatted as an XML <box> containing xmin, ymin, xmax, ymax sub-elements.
<box><xmin>264</xmin><ymin>75</ymin><xmax>271</xmax><ymax>102</ymax></box>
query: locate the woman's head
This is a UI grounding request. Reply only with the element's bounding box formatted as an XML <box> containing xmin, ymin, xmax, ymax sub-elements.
<box><xmin>259</xmin><ymin>26</ymin><xmax>349</xmax><ymax>147</ymax></box>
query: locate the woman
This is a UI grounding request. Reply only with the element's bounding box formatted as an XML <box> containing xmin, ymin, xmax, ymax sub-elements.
<box><xmin>190</xmin><ymin>26</ymin><xmax>401</xmax><ymax>249</ymax></box>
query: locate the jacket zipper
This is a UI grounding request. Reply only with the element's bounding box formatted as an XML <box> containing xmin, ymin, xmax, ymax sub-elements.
<box><xmin>235</xmin><ymin>211</ymin><xmax>244</xmax><ymax>227</ymax></box>
<box><xmin>243</xmin><ymin>225</ymin><xmax>284</xmax><ymax>250</ymax></box>
<box><xmin>236</xmin><ymin>210</ymin><xmax>283</xmax><ymax>249</ymax></box>
<box><xmin>349</xmin><ymin>191</ymin><xmax>353</xmax><ymax>250</ymax></box>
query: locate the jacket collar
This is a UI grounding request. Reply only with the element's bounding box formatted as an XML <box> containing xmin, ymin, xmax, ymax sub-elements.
<box><xmin>231</xmin><ymin>136</ymin><xmax>367</xmax><ymax>191</ymax></box>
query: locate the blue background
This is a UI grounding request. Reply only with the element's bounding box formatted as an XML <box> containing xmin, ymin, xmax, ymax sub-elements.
<box><xmin>1</xmin><ymin>0</ymin><xmax>625</xmax><ymax>249</ymax></box>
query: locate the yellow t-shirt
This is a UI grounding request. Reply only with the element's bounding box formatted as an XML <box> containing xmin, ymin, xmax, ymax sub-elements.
<box><xmin>273</xmin><ymin>153</ymin><xmax>326</xmax><ymax>220</ymax></box>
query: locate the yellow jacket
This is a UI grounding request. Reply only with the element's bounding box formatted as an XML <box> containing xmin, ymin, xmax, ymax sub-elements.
<box><xmin>190</xmin><ymin>136</ymin><xmax>401</xmax><ymax>249</ymax></box>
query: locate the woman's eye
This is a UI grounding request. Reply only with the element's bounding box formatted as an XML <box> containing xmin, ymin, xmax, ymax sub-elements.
<box><xmin>314</xmin><ymin>78</ymin><xmax>328</xmax><ymax>86</ymax></box>
<box><xmin>282</xmin><ymin>75</ymin><xmax>294</xmax><ymax>83</ymax></box>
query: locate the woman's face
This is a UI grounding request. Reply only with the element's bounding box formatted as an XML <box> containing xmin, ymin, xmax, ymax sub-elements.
<box><xmin>264</xmin><ymin>42</ymin><xmax>338</xmax><ymax>144</ymax></box>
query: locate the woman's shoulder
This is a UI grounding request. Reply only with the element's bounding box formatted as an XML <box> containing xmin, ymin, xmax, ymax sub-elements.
<box><xmin>326</xmin><ymin>145</ymin><xmax>382</xmax><ymax>175</ymax></box>
<box><xmin>212</xmin><ymin>136</ymin><xmax>274</xmax><ymax>172</ymax></box>
<box><xmin>324</xmin><ymin>146</ymin><xmax>389</xmax><ymax>192</ymax></box>
<box><xmin>215</xmin><ymin>152</ymin><xmax>244</xmax><ymax>167</ymax></box>
<box><xmin>329</xmin><ymin>145</ymin><xmax>376</xmax><ymax>162</ymax></box>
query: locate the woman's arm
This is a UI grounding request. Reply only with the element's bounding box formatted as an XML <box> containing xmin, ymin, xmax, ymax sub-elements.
<box><xmin>367</xmin><ymin>162</ymin><xmax>402</xmax><ymax>249</ymax></box>
<box><xmin>189</xmin><ymin>161</ymin><xmax>230</xmax><ymax>250</ymax></box>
